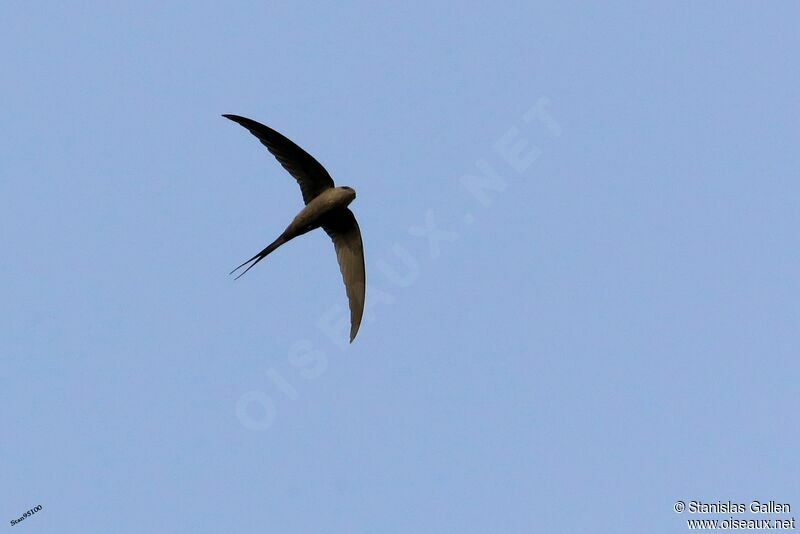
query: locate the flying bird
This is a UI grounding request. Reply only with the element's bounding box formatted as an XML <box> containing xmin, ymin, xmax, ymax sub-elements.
<box><xmin>223</xmin><ymin>114</ymin><xmax>365</xmax><ymax>342</ymax></box>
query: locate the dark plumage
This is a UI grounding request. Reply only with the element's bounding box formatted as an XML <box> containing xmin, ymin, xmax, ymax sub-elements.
<box><xmin>224</xmin><ymin>114</ymin><xmax>366</xmax><ymax>342</ymax></box>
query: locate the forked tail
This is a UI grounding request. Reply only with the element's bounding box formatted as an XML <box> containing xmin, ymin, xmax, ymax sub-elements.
<box><xmin>230</xmin><ymin>235</ymin><xmax>287</xmax><ymax>279</ymax></box>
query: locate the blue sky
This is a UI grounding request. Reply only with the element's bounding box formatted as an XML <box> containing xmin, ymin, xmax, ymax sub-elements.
<box><xmin>2</xmin><ymin>2</ymin><xmax>798</xmax><ymax>533</ymax></box>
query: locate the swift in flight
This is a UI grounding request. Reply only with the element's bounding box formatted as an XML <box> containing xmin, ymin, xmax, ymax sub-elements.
<box><xmin>223</xmin><ymin>114</ymin><xmax>366</xmax><ymax>342</ymax></box>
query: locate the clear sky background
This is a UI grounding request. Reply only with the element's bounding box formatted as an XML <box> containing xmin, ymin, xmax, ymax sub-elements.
<box><xmin>2</xmin><ymin>2</ymin><xmax>798</xmax><ymax>533</ymax></box>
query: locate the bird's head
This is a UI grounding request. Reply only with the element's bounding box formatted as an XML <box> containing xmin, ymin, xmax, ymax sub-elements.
<box><xmin>338</xmin><ymin>186</ymin><xmax>356</xmax><ymax>204</ymax></box>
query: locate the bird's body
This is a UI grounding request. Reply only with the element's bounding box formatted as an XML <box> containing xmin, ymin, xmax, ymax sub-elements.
<box><xmin>223</xmin><ymin>114</ymin><xmax>366</xmax><ymax>342</ymax></box>
<box><xmin>285</xmin><ymin>187</ymin><xmax>356</xmax><ymax>239</ymax></box>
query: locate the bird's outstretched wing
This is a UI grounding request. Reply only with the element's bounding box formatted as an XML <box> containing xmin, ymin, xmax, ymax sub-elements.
<box><xmin>322</xmin><ymin>208</ymin><xmax>366</xmax><ymax>342</ymax></box>
<box><xmin>223</xmin><ymin>114</ymin><xmax>335</xmax><ymax>204</ymax></box>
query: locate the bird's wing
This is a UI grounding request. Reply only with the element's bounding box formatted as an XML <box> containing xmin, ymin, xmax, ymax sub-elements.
<box><xmin>223</xmin><ymin>114</ymin><xmax>335</xmax><ymax>204</ymax></box>
<box><xmin>322</xmin><ymin>208</ymin><xmax>366</xmax><ymax>342</ymax></box>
